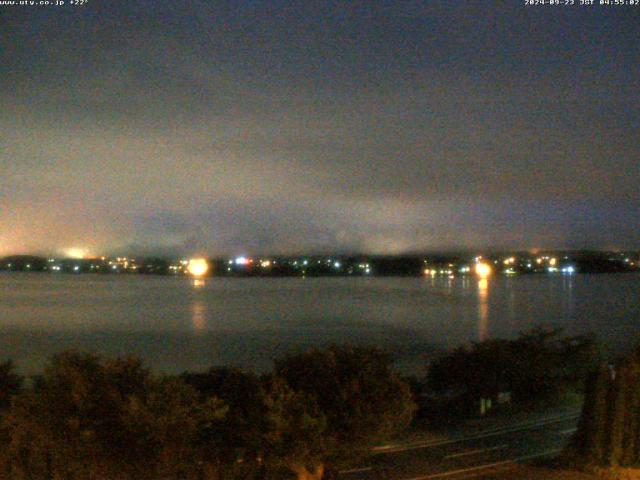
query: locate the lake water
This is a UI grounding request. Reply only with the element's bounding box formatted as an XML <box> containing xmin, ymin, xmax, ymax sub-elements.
<box><xmin>0</xmin><ymin>273</ymin><xmax>638</xmax><ymax>375</ymax></box>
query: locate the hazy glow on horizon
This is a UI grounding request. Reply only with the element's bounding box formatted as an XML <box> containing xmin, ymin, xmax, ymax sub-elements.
<box><xmin>1</xmin><ymin>3</ymin><xmax>638</xmax><ymax>255</ymax></box>
<box><xmin>63</xmin><ymin>248</ymin><xmax>88</xmax><ymax>259</ymax></box>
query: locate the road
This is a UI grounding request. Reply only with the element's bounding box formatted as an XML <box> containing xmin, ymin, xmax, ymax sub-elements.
<box><xmin>339</xmin><ymin>411</ymin><xmax>580</xmax><ymax>479</ymax></box>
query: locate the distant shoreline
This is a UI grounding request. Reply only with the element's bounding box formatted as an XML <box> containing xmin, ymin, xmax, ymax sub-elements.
<box><xmin>1</xmin><ymin>251</ymin><xmax>638</xmax><ymax>277</ymax></box>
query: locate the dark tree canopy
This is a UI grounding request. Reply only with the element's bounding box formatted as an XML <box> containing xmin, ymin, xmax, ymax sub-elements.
<box><xmin>1</xmin><ymin>351</ymin><xmax>227</xmax><ymax>480</ymax></box>
<box><xmin>573</xmin><ymin>350</ymin><xmax>640</xmax><ymax>468</ymax></box>
<box><xmin>0</xmin><ymin>361</ymin><xmax>22</xmax><ymax>411</ymax></box>
<box><xmin>0</xmin><ymin>346</ymin><xmax>417</xmax><ymax>480</ymax></box>
<box><xmin>427</xmin><ymin>327</ymin><xmax>600</xmax><ymax>405</ymax></box>
<box><xmin>275</xmin><ymin>345</ymin><xmax>417</xmax><ymax>459</ymax></box>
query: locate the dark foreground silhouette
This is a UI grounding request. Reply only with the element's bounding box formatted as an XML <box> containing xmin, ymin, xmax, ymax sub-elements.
<box><xmin>0</xmin><ymin>329</ymin><xmax>607</xmax><ymax>480</ymax></box>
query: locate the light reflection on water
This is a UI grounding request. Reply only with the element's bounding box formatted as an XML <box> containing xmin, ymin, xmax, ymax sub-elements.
<box><xmin>477</xmin><ymin>278</ymin><xmax>489</xmax><ymax>341</ymax></box>
<box><xmin>190</xmin><ymin>300</ymin><xmax>207</xmax><ymax>333</ymax></box>
<box><xmin>0</xmin><ymin>273</ymin><xmax>638</xmax><ymax>374</ymax></box>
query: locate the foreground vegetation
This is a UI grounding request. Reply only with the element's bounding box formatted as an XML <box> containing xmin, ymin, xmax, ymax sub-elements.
<box><xmin>0</xmin><ymin>346</ymin><xmax>415</xmax><ymax>480</ymax></box>
<box><xmin>571</xmin><ymin>348</ymin><xmax>640</xmax><ymax>469</ymax></box>
<box><xmin>423</xmin><ymin>327</ymin><xmax>600</xmax><ymax>419</ymax></box>
<box><xmin>0</xmin><ymin>328</ymin><xmax>612</xmax><ymax>479</ymax></box>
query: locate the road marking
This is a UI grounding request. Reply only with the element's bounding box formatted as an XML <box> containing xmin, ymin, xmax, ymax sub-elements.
<box><xmin>401</xmin><ymin>448</ymin><xmax>562</xmax><ymax>480</ymax></box>
<box><xmin>404</xmin><ymin>459</ymin><xmax>515</xmax><ymax>480</ymax></box>
<box><xmin>452</xmin><ymin>465</ymin><xmax>517</xmax><ymax>480</ymax></box>
<box><xmin>444</xmin><ymin>444</ymin><xmax>508</xmax><ymax>459</ymax></box>
<box><xmin>339</xmin><ymin>466</ymin><xmax>372</xmax><ymax>474</ymax></box>
<box><xmin>557</xmin><ymin>428</ymin><xmax>577</xmax><ymax>436</ymax></box>
<box><xmin>374</xmin><ymin>412</ymin><xmax>579</xmax><ymax>454</ymax></box>
<box><xmin>376</xmin><ymin>411</ymin><xmax>580</xmax><ymax>450</ymax></box>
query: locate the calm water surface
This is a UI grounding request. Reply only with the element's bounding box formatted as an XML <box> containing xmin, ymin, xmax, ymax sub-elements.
<box><xmin>0</xmin><ymin>273</ymin><xmax>638</xmax><ymax>374</ymax></box>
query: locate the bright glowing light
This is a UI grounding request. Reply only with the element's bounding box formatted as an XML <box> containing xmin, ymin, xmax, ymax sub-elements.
<box><xmin>260</xmin><ymin>260</ymin><xmax>272</xmax><ymax>268</ymax></box>
<box><xmin>562</xmin><ymin>266</ymin><xmax>575</xmax><ymax>274</ymax></box>
<box><xmin>334</xmin><ymin>261</ymin><xmax>341</xmax><ymax>268</ymax></box>
<box><xmin>234</xmin><ymin>256</ymin><xmax>250</xmax><ymax>266</ymax></box>
<box><xmin>187</xmin><ymin>258</ymin><xmax>209</xmax><ymax>277</ymax></box>
<box><xmin>549</xmin><ymin>257</ymin><xmax>557</xmax><ymax>266</ymax></box>
<box><xmin>64</xmin><ymin>248</ymin><xmax>86</xmax><ymax>259</ymax></box>
<box><xmin>475</xmin><ymin>262</ymin><xmax>492</xmax><ymax>278</ymax></box>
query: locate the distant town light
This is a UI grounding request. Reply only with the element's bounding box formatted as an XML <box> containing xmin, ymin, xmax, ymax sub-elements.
<box><xmin>187</xmin><ymin>258</ymin><xmax>209</xmax><ymax>277</ymax></box>
<box><xmin>235</xmin><ymin>256</ymin><xmax>250</xmax><ymax>266</ymax></box>
<box><xmin>475</xmin><ymin>262</ymin><xmax>492</xmax><ymax>278</ymax></box>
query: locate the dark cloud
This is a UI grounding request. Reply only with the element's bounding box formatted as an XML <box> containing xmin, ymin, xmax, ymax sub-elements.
<box><xmin>1</xmin><ymin>1</ymin><xmax>638</xmax><ymax>256</ymax></box>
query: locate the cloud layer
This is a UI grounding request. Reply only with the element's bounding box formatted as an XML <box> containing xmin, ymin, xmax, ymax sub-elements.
<box><xmin>1</xmin><ymin>1</ymin><xmax>638</xmax><ymax>255</ymax></box>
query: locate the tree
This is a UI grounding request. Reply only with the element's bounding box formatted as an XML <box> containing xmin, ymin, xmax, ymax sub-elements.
<box><xmin>574</xmin><ymin>364</ymin><xmax>611</xmax><ymax>464</ymax></box>
<box><xmin>274</xmin><ymin>345</ymin><xmax>417</xmax><ymax>478</ymax></box>
<box><xmin>621</xmin><ymin>361</ymin><xmax>640</xmax><ymax>465</ymax></box>
<box><xmin>0</xmin><ymin>360</ymin><xmax>22</xmax><ymax>411</ymax></box>
<box><xmin>606</xmin><ymin>364</ymin><xmax>629</xmax><ymax>465</ymax></box>
<box><xmin>182</xmin><ymin>367</ymin><xmax>266</xmax><ymax>478</ymax></box>
<box><xmin>573</xmin><ymin>350</ymin><xmax>640</xmax><ymax>468</ymax></box>
<box><xmin>1</xmin><ymin>351</ymin><xmax>227</xmax><ymax>480</ymax></box>
<box><xmin>261</xmin><ymin>377</ymin><xmax>328</xmax><ymax>480</ymax></box>
<box><xmin>427</xmin><ymin>328</ymin><xmax>600</xmax><ymax>408</ymax></box>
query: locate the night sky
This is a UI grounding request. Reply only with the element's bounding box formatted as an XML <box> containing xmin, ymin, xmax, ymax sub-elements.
<box><xmin>1</xmin><ymin>1</ymin><xmax>638</xmax><ymax>257</ymax></box>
